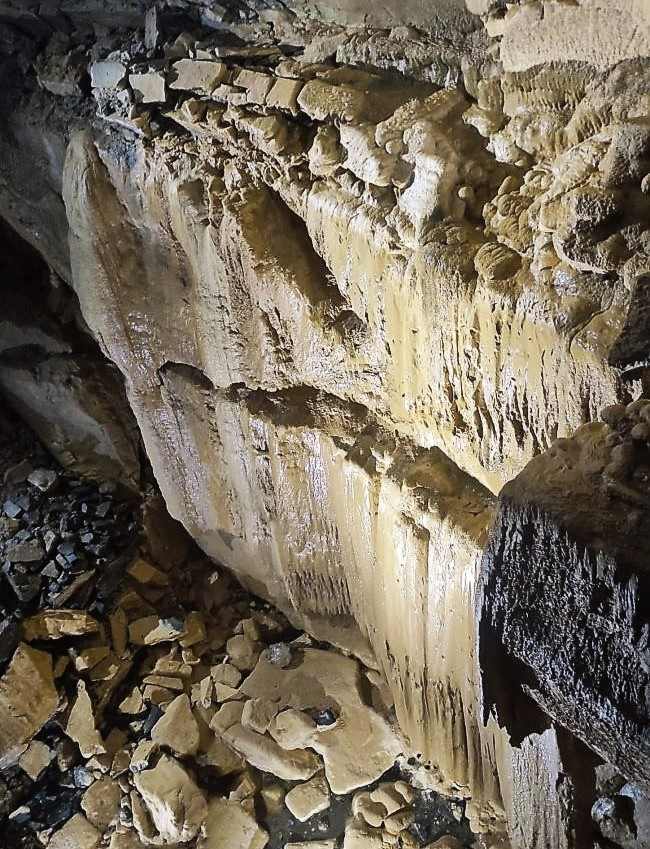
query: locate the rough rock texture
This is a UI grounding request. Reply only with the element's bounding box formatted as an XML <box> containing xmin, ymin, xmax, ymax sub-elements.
<box><xmin>1</xmin><ymin>2</ymin><xmax>650</xmax><ymax>847</ymax></box>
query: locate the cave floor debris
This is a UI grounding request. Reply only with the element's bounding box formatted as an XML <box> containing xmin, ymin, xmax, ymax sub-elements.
<box><xmin>0</xmin><ymin>412</ymin><xmax>476</xmax><ymax>849</ymax></box>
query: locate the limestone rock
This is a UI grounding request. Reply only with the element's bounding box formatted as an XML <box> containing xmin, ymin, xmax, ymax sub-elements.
<box><xmin>133</xmin><ymin>754</ymin><xmax>207</xmax><ymax>844</ymax></box>
<box><xmin>81</xmin><ymin>775</ymin><xmax>122</xmax><ymax>828</ymax></box>
<box><xmin>0</xmin><ymin>644</ymin><xmax>59</xmax><ymax>768</ymax></box>
<box><xmin>91</xmin><ymin>61</ymin><xmax>127</xmax><ymax>89</ymax></box>
<box><xmin>198</xmin><ymin>796</ymin><xmax>268</xmax><ymax>849</ymax></box>
<box><xmin>151</xmin><ymin>694</ymin><xmax>200</xmax><ymax>757</ymax></box>
<box><xmin>170</xmin><ymin>59</ymin><xmax>228</xmax><ymax>94</ymax></box>
<box><xmin>222</xmin><ymin>723</ymin><xmax>322</xmax><ymax>781</ymax></box>
<box><xmin>285</xmin><ymin>773</ymin><xmax>331</xmax><ymax>822</ymax></box>
<box><xmin>49</xmin><ymin>813</ymin><xmax>101</xmax><ymax>849</ymax></box>
<box><xmin>23</xmin><ymin>610</ymin><xmax>100</xmax><ymax>641</ymax></box>
<box><xmin>227</xmin><ymin>635</ymin><xmax>262</xmax><ymax>671</ymax></box>
<box><xmin>130</xmin><ymin>71</ymin><xmax>166</xmax><ymax>104</ymax></box>
<box><xmin>18</xmin><ymin>740</ymin><xmax>55</xmax><ymax>780</ymax></box>
<box><xmin>241</xmin><ymin>697</ymin><xmax>279</xmax><ymax>734</ymax></box>
<box><xmin>66</xmin><ymin>680</ymin><xmax>106</xmax><ymax>758</ymax></box>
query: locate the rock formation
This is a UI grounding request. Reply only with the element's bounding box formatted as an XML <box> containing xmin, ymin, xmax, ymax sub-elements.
<box><xmin>0</xmin><ymin>1</ymin><xmax>649</xmax><ymax>847</ymax></box>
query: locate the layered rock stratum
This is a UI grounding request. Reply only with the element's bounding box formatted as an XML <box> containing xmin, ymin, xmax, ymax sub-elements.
<box><xmin>0</xmin><ymin>1</ymin><xmax>649</xmax><ymax>847</ymax></box>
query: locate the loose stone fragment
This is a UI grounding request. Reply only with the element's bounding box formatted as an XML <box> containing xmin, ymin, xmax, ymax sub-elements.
<box><xmin>227</xmin><ymin>634</ymin><xmax>262</xmax><ymax>671</ymax></box>
<box><xmin>269</xmin><ymin>708</ymin><xmax>316</xmax><ymax>750</ymax></box>
<box><xmin>129</xmin><ymin>615</ymin><xmax>185</xmax><ymax>645</ymax></box>
<box><xmin>129</xmin><ymin>71</ymin><xmax>166</xmax><ymax>104</ymax></box>
<box><xmin>18</xmin><ymin>740</ymin><xmax>55</xmax><ymax>780</ymax></box>
<box><xmin>0</xmin><ymin>644</ymin><xmax>59</xmax><ymax>768</ymax></box>
<box><xmin>151</xmin><ymin>693</ymin><xmax>200</xmax><ymax>756</ymax></box>
<box><xmin>133</xmin><ymin>753</ymin><xmax>207</xmax><ymax>844</ymax></box>
<box><xmin>23</xmin><ymin>610</ymin><xmax>100</xmax><ymax>640</ymax></box>
<box><xmin>285</xmin><ymin>773</ymin><xmax>331</xmax><ymax>822</ymax></box>
<box><xmin>49</xmin><ymin>813</ymin><xmax>101</xmax><ymax>849</ymax></box>
<box><xmin>119</xmin><ymin>686</ymin><xmax>145</xmax><ymax>714</ymax></box>
<box><xmin>369</xmin><ymin>783</ymin><xmax>408</xmax><ymax>816</ymax></box>
<box><xmin>130</xmin><ymin>739</ymin><xmax>158</xmax><ymax>772</ymax></box>
<box><xmin>90</xmin><ymin>61</ymin><xmax>127</xmax><ymax>89</ymax></box>
<box><xmin>170</xmin><ymin>59</ymin><xmax>228</xmax><ymax>94</ymax></box>
<box><xmin>267</xmin><ymin>77</ymin><xmax>303</xmax><ymax>113</ymax></box>
<box><xmin>222</xmin><ymin>723</ymin><xmax>321</xmax><ymax>781</ymax></box>
<box><xmin>210</xmin><ymin>700</ymin><xmax>245</xmax><ymax>734</ymax></box>
<box><xmin>128</xmin><ymin>558</ymin><xmax>169</xmax><ymax>586</ymax></box>
<box><xmin>211</xmin><ymin>661</ymin><xmax>241</xmax><ymax>688</ymax></box>
<box><xmin>81</xmin><ymin>775</ymin><xmax>122</xmax><ymax>828</ymax></box>
<box><xmin>353</xmin><ymin>792</ymin><xmax>388</xmax><ymax>828</ymax></box>
<box><xmin>27</xmin><ymin>468</ymin><xmax>58</xmax><ymax>492</ymax></box>
<box><xmin>66</xmin><ymin>680</ymin><xmax>106</xmax><ymax>758</ymax></box>
<box><xmin>198</xmin><ymin>796</ymin><xmax>269</xmax><ymax>849</ymax></box>
<box><xmin>241</xmin><ymin>697</ymin><xmax>279</xmax><ymax>734</ymax></box>
<box><xmin>6</xmin><ymin>538</ymin><xmax>44</xmax><ymax>562</ymax></box>
<box><xmin>199</xmin><ymin>735</ymin><xmax>244</xmax><ymax>775</ymax></box>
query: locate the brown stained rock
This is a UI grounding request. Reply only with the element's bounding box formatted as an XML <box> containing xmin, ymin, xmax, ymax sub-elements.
<box><xmin>198</xmin><ymin>734</ymin><xmax>245</xmax><ymax>775</ymax></box>
<box><xmin>227</xmin><ymin>634</ymin><xmax>262</xmax><ymax>671</ymax></box>
<box><xmin>66</xmin><ymin>680</ymin><xmax>106</xmax><ymax>758</ymax></box>
<box><xmin>210</xmin><ymin>700</ymin><xmax>245</xmax><ymax>734</ymax></box>
<box><xmin>129</xmin><ymin>616</ymin><xmax>185</xmax><ymax>646</ymax></box>
<box><xmin>22</xmin><ymin>610</ymin><xmax>99</xmax><ymax>640</ymax></box>
<box><xmin>222</xmin><ymin>722</ymin><xmax>321</xmax><ymax>781</ymax></box>
<box><xmin>18</xmin><ymin>740</ymin><xmax>55</xmax><ymax>780</ymax></box>
<box><xmin>211</xmin><ymin>662</ymin><xmax>242</xmax><ymax>688</ymax></box>
<box><xmin>266</xmin><ymin>77</ymin><xmax>303</xmax><ymax>113</ymax></box>
<box><xmin>241</xmin><ymin>697</ymin><xmax>279</xmax><ymax>734</ymax></box>
<box><xmin>285</xmin><ymin>773</ymin><xmax>331</xmax><ymax>822</ymax></box>
<box><xmin>240</xmin><ymin>650</ymin><xmax>401</xmax><ymax>794</ymax></box>
<box><xmin>128</xmin><ymin>558</ymin><xmax>170</xmax><ymax>587</ymax></box>
<box><xmin>0</xmin><ymin>644</ymin><xmax>59</xmax><ymax>768</ymax></box>
<box><xmin>81</xmin><ymin>775</ymin><xmax>122</xmax><ymax>828</ymax></box>
<box><xmin>151</xmin><ymin>693</ymin><xmax>200</xmax><ymax>757</ymax></box>
<box><xmin>133</xmin><ymin>754</ymin><xmax>207</xmax><ymax>844</ymax></box>
<box><xmin>197</xmin><ymin>796</ymin><xmax>269</xmax><ymax>849</ymax></box>
<box><xmin>49</xmin><ymin>814</ymin><xmax>101</xmax><ymax>849</ymax></box>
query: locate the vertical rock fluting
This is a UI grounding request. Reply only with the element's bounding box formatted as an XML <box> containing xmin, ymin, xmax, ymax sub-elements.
<box><xmin>0</xmin><ymin>3</ymin><xmax>649</xmax><ymax>845</ymax></box>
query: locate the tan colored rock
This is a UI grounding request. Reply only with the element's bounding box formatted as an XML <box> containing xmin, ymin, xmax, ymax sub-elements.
<box><xmin>198</xmin><ymin>734</ymin><xmax>245</xmax><ymax>775</ymax></box>
<box><xmin>210</xmin><ymin>700</ymin><xmax>245</xmax><ymax>734</ymax></box>
<box><xmin>222</xmin><ymin>723</ymin><xmax>321</xmax><ymax>781</ymax></box>
<box><xmin>48</xmin><ymin>816</ymin><xmax>100</xmax><ymax>849</ymax></box>
<box><xmin>180</xmin><ymin>611</ymin><xmax>207</xmax><ymax>648</ymax></box>
<box><xmin>133</xmin><ymin>754</ymin><xmax>207</xmax><ymax>844</ymax></box>
<box><xmin>234</xmin><ymin>69</ymin><xmax>273</xmax><ymax>105</ymax></box>
<box><xmin>130</xmin><ymin>739</ymin><xmax>158</xmax><ymax>772</ymax></box>
<box><xmin>198</xmin><ymin>796</ymin><xmax>268</xmax><ymax>849</ymax></box>
<box><xmin>211</xmin><ymin>661</ymin><xmax>242</xmax><ymax>688</ymax></box>
<box><xmin>383</xmin><ymin>808</ymin><xmax>414</xmax><ymax>835</ymax></box>
<box><xmin>343</xmin><ymin>819</ymin><xmax>384</xmax><ymax>849</ymax></box>
<box><xmin>171</xmin><ymin>59</ymin><xmax>228</xmax><ymax>94</ymax></box>
<box><xmin>90</xmin><ymin>61</ymin><xmax>126</xmax><ymax>89</ymax></box>
<box><xmin>81</xmin><ymin>775</ymin><xmax>122</xmax><ymax>828</ymax></box>
<box><xmin>128</xmin><ymin>558</ymin><xmax>169</xmax><ymax>586</ymax></box>
<box><xmin>130</xmin><ymin>71</ymin><xmax>166</xmax><ymax>104</ymax></box>
<box><xmin>227</xmin><ymin>634</ymin><xmax>262</xmax><ymax>671</ymax></box>
<box><xmin>285</xmin><ymin>773</ymin><xmax>331</xmax><ymax>822</ymax></box>
<box><xmin>267</xmin><ymin>77</ymin><xmax>303</xmax><ymax>113</ymax></box>
<box><xmin>109</xmin><ymin>607</ymin><xmax>128</xmax><ymax>657</ymax></box>
<box><xmin>353</xmin><ymin>792</ymin><xmax>387</xmax><ymax>828</ymax></box>
<box><xmin>18</xmin><ymin>740</ymin><xmax>54</xmax><ymax>780</ymax></box>
<box><xmin>129</xmin><ymin>616</ymin><xmax>185</xmax><ymax>646</ymax></box>
<box><xmin>0</xmin><ymin>644</ymin><xmax>59</xmax><ymax>768</ymax></box>
<box><xmin>269</xmin><ymin>709</ymin><xmax>316</xmax><ymax>750</ymax></box>
<box><xmin>241</xmin><ymin>697</ymin><xmax>279</xmax><ymax>734</ymax></box>
<box><xmin>23</xmin><ymin>610</ymin><xmax>99</xmax><ymax>641</ymax></box>
<box><xmin>72</xmin><ymin>646</ymin><xmax>110</xmax><ymax>672</ymax></box>
<box><xmin>151</xmin><ymin>693</ymin><xmax>200</xmax><ymax>756</ymax></box>
<box><xmin>66</xmin><ymin>680</ymin><xmax>106</xmax><ymax>758</ymax></box>
<box><xmin>369</xmin><ymin>784</ymin><xmax>407</xmax><ymax>816</ymax></box>
<box><xmin>260</xmin><ymin>783</ymin><xmax>285</xmax><ymax>816</ymax></box>
<box><xmin>119</xmin><ymin>686</ymin><xmax>145</xmax><ymax>714</ymax></box>
<box><xmin>297</xmin><ymin>80</ymin><xmax>368</xmax><ymax>123</ymax></box>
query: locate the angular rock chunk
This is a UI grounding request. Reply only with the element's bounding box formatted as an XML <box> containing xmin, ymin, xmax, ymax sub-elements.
<box><xmin>66</xmin><ymin>680</ymin><xmax>106</xmax><ymax>758</ymax></box>
<box><xmin>170</xmin><ymin>59</ymin><xmax>227</xmax><ymax>94</ymax></box>
<box><xmin>198</xmin><ymin>796</ymin><xmax>268</xmax><ymax>849</ymax></box>
<box><xmin>130</xmin><ymin>71</ymin><xmax>166</xmax><ymax>104</ymax></box>
<box><xmin>0</xmin><ymin>644</ymin><xmax>59</xmax><ymax>768</ymax></box>
<box><xmin>222</xmin><ymin>723</ymin><xmax>321</xmax><ymax>781</ymax></box>
<box><xmin>18</xmin><ymin>739</ymin><xmax>54</xmax><ymax>780</ymax></box>
<box><xmin>81</xmin><ymin>775</ymin><xmax>122</xmax><ymax>828</ymax></box>
<box><xmin>49</xmin><ymin>813</ymin><xmax>101</xmax><ymax>849</ymax></box>
<box><xmin>133</xmin><ymin>754</ymin><xmax>207</xmax><ymax>844</ymax></box>
<box><xmin>90</xmin><ymin>61</ymin><xmax>126</xmax><ymax>90</ymax></box>
<box><xmin>151</xmin><ymin>693</ymin><xmax>200</xmax><ymax>756</ymax></box>
<box><xmin>285</xmin><ymin>773</ymin><xmax>331</xmax><ymax>822</ymax></box>
<box><xmin>23</xmin><ymin>610</ymin><xmax>100</xmax><ymax>641</ymax></box>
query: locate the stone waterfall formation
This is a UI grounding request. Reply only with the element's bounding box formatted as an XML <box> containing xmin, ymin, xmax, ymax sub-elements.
<box><xmin>0</xmin><ymin>1</ymin><xmax>649</xmax><ymax>847</ymax></box>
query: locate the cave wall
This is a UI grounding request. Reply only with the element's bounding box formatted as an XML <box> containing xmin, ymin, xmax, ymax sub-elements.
<box><xmin>1</xmin><ymin>1</ymin><xmax>650</xmax><ymax>846</ymax></box>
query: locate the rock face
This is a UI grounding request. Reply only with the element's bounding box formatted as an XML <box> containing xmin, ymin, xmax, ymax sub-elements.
<box><xmin>1</xmin><ymin>2</ymin><xmax>650</xmax><ymax>848</ymax></box>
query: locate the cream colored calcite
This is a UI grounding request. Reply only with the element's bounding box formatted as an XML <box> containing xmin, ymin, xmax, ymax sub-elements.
<box><xmin>59</xmin><ymin>38</ymin><xmax>646</xmax><ymax>847</ymax></box>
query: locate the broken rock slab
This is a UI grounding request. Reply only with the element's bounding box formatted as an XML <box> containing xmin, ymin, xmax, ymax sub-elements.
<box><xmin>66</xmin><ymin>680</ymin><xmax>106</xmax><ymax>758</ymax></box>
<box><xmin>198</xmin><ymin>796</ymin><xmax>269</xmax><ymax>849</ymax></box>
<box><xmin>151</xmin><ymin>693</ymin><xmax>200</xmax><ymax>757</ymax></box>
<box><xmin>18</xmin><ymin>739</ymin><xmax>55</xmax><ymax>780</ymax></box>
<box><xmin>0</xmin><ymin>643</ymin><xmax>59</xmax><ymax>768</ymax></box>
<box><xmin>130</xmin><ymin>71</ymin><xmax>166</xmax><ymax>104</ymax></box>
<box><xmin>22</xmin><ymin>609</ymin><xmax>100</xmax><ymax>640</ymax></box>
<box><xmin>222</xmin><ymin>723</ymin><xmax>322</xmax><ymax>781</ymax></box>
<box><xmin>170</xmin><ymin>59</ymin><xmax>228</xmax><ymax>94</ymax></box>
<box><xmin>81</xmin><ymin>775</ymin><xmax>122</xmax><ymax>829</ymax></box>
<box><xmin>285</xmin><ymin>772</ymin><xmax>331</xmax><ymax>822</ymax></box>
<box><xmin>133</xmin><ymin>753</ymin><xmax>207</xmax><ymax>844</ymax></box>
<box><xmin>49</xmin><ymin>813</ymin><xmax>101</xmax><ymax>849</ymax></box>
